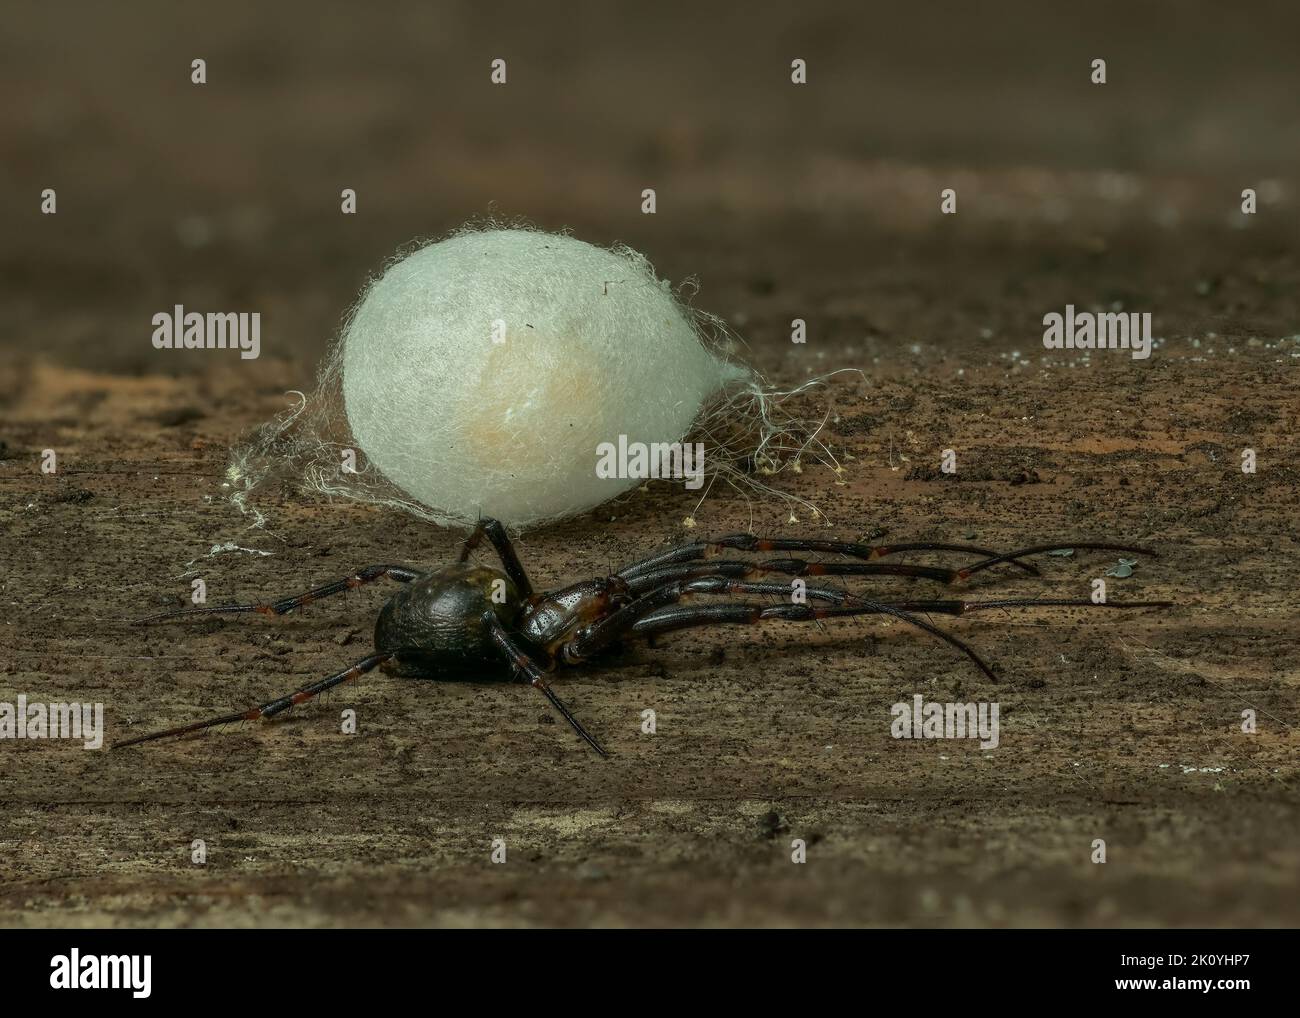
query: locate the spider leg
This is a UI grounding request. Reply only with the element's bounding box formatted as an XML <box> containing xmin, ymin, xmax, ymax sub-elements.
<box><xmin>114</xmin><ymin>652</ymin><xmax>392</xmax><ymax>748</ymax></box>
<box><xmin>480</xmin><ymin>610</ymin><xmax>607</xmax><ymax>757</ymax></box>
<box><xmin>938</xmin><ymin>596</ymin><xmax>1174</xmax><ymax>613</ymax></box>
<box><xmin>606</xmin><ymin>584</ymin><xmax>1171</xmax><ymax>681</ymax></box>
<box><xmin>132</xmin><ymin>565</ymin><xmax>422</xmax><ymax>624</ymax></box>
<box><xmin>954</xmin><ymin>543</ymin><xmax>1158</xmax><ymax>580</ymax></box>
<box><xmin>563</xmin><ymin>576</ymin><xmax>1000</xmax><ymax>681</ymax></box>
<box><xmin>459</xmin><ymin>517</ymin><xmax>534</xmax><ymax>598</ymax></box>
<box><xmin>625</xmin><ymin>558</ymin><xmax>962</xmax><ymax>592</ymax></box>
<box><xmin>615</xmin><ymin>532</ymin><xmax>1045</xmax><ymax>579</ymax></box>
<box><xmin>618</xmin><ymin>534</ymin><xmax>1161</xmax><ymax>585</ymax></box>
<box><xmin>672</xmin><ymin>582</ymin><xmax>1174</xmax><ymax>616</ymax></box>
<box><xmin>664</xmin><ymin>602</ymin><xmax>999</xmax><ymax>679</ymax></box>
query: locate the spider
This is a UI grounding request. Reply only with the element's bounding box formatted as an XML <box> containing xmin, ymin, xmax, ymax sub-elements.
<box><xmin>117</xmin><ymin>518</ymin><xmax>1171</xmax><ymax>755</ymax></box>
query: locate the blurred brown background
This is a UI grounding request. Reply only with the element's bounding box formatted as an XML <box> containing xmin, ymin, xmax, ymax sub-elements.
<box><xmin>2</xmin><ymin>0</ymin><xmax>1297</xmax><ymax>375</ymax></box>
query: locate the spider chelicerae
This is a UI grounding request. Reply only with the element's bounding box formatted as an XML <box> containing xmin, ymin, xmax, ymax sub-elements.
<box><xmin>118</xmin><ymin>518</ymin><xmax>1170</xmax><ymax>755</ymax></box>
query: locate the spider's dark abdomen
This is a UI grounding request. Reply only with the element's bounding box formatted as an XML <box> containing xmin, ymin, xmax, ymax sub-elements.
<box><xmin>375</xmin><ymin>563</ymin><xmax>520</xmax><ymax>680</ymax></box>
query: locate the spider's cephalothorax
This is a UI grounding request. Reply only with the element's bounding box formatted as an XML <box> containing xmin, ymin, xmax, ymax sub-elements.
<box><xmin>120</xmin><ymin>519</ymin><xmax>1171</xmax><ymax>756</ymax></box>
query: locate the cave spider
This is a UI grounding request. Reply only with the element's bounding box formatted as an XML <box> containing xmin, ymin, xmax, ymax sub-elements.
<box><xmin>118</xmin><ymin>519</ymin><xmax>1170</xmax><ymax>755</ymax></box>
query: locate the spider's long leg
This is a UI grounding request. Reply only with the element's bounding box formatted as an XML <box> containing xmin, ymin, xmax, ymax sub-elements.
<box><xmin>132</xmin><ymin>565</ymin><xmax>422</xmax><ymax>625</ymax></box>
<box><xmin>616</xmin><ymin>595</ymin><xmax>1171</xmax><ymax>685</ymax></box>
<box><xmin>458</xmin><ymin>517</ymin><xmax>534</xmax><ymax>598</ymax></box>
<box><xmin>114</xmin><ymin>652</ymin><xmax>392</xmax><ymax>748</ymax></box>
<box><xmin>625</xmin><ymin>558</ymin><xmax>963</xmax><ymax>593</ymax></box>
<box><xmin>480</xmin><ymin>611</ymin><xmax>607</xmax><ymax>757</ymax></box>
<box><xmin>934</xmin><ymin>597</ymin><xmax>1175</xmax><ymax>613</ymax></box>
<box><xmin>564</xmin><ymin>577</ymin><xmax>999</xmax><ymax>681</ymax></box>
<box><xmin>954</xmin><ymin>543</ymin><xmax>1157</xmax><ymax>580</ymax></box>
<box><xmin>621</xmin><ymin>541</ymin><xmax>1160</xmax><ymax>594</ymax></box>
<box><xmin>634</xmin><ymin>600</ymin><xmax>999</xmax><ymax>680</ymax></box>
<box><xmin>676</xmin><ymin>583</ymin><xmax>1174</xmax><ymax>617</ymax></box>
<box><xmin>616</xmin><ymin>533</ymin><xmax>1042</xmax><ymax>579</ymax></box>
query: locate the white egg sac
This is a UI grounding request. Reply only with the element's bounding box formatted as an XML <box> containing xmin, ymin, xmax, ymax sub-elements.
<box><xmin>341</xmin><ymin>228</ymin><xmax>747</xmax><ymax>527</ymax></box>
